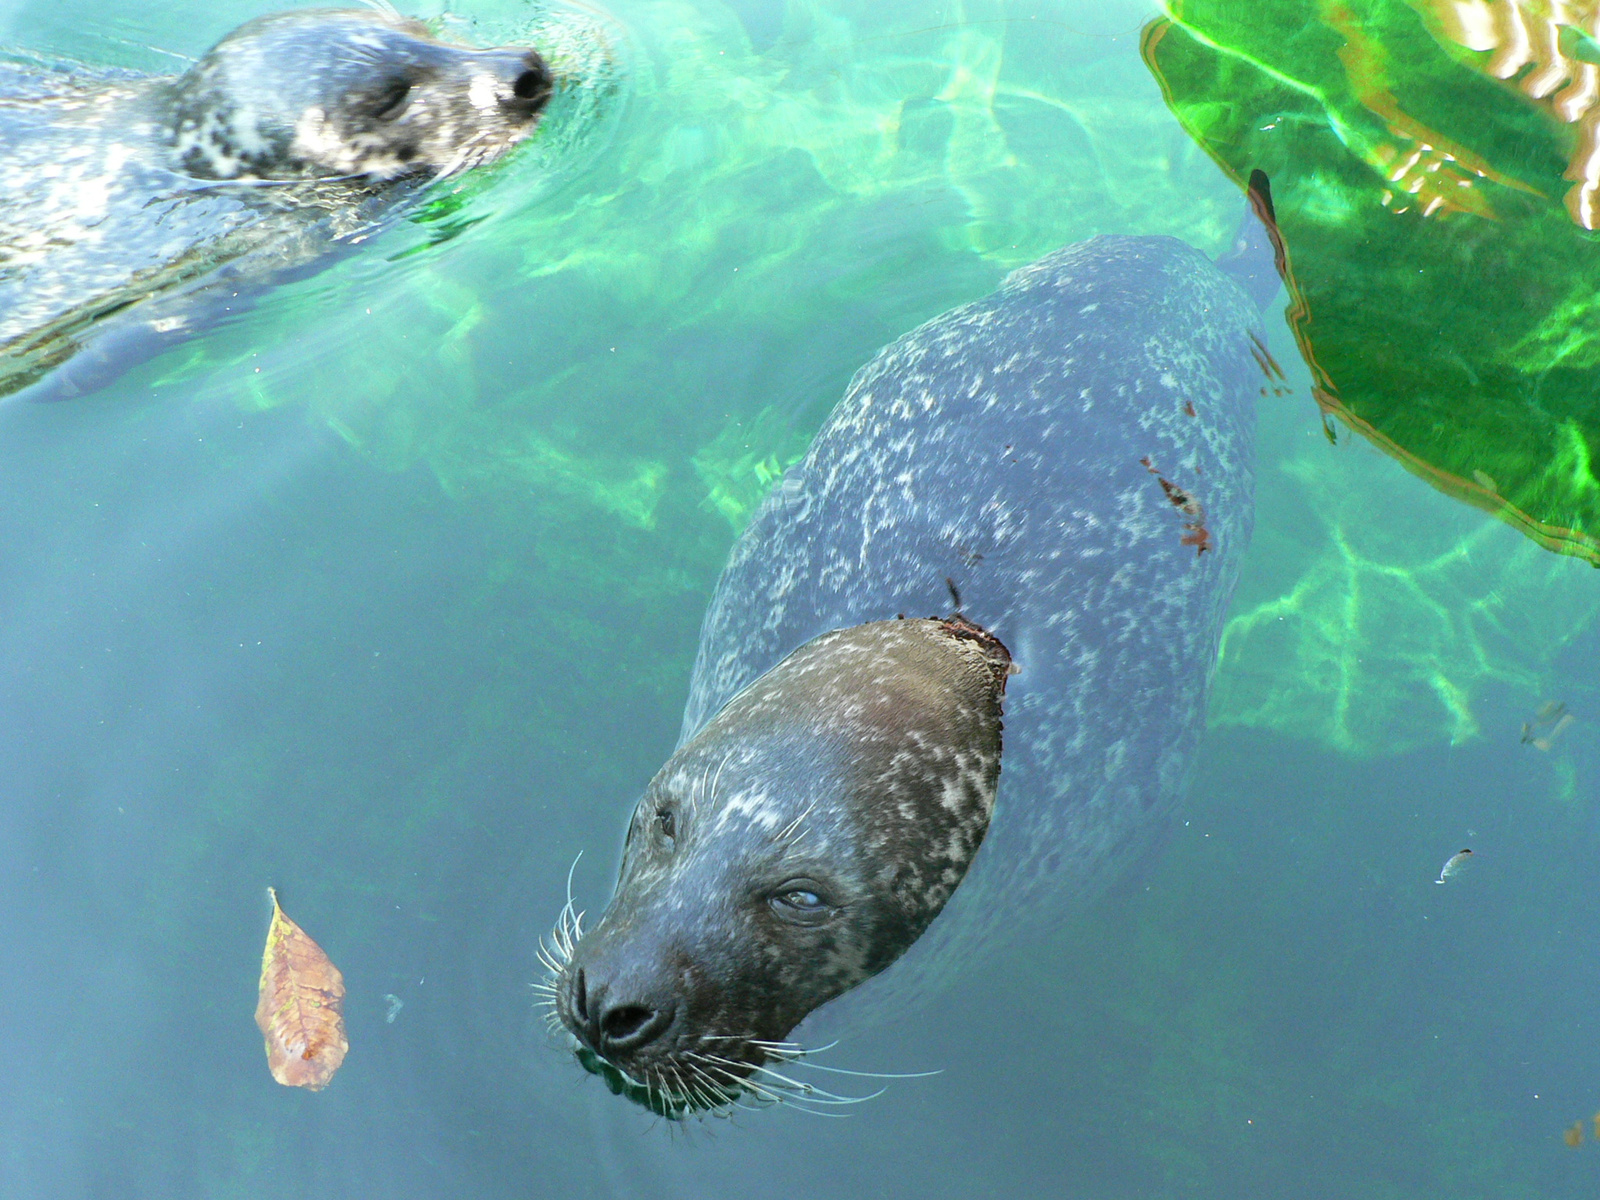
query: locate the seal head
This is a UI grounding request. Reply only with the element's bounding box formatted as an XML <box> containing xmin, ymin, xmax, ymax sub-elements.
<box><xmin>164</xmin><ymin>8</ymin><xmax>554</xmax><ymax>180</ymax></box>
<box><xmin>552</xmin><ymin>616</ymin><xmax>1011</xmax><ymax>1115</ymax></box>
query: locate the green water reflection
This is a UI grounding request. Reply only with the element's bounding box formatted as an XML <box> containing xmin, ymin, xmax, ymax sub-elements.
<box><xmin>3</xmin><ymin>2</ymin><xmax>1599</xmax><ymax>1198</ymax></box>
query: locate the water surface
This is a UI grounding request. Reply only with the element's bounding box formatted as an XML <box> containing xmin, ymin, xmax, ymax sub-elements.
<box><xmin>1</xmin><ymin>0</ymin><xmax>1598</xmax><ymax>1196</ymax></box>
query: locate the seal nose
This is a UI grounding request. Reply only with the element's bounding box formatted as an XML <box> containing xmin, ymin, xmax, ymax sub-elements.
<box><xmin>569</xmin><ymin>966</ymin><xmax>676</xmax><ymax>1057</ymax></box>
<box><xmin>507</xmin><ymin>53</ymin><xmax>553</xmax><ymax>115</ymax></box>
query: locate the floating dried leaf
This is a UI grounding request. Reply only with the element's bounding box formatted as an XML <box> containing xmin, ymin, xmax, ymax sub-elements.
<box><xmin>1566</xmin><ymin>1120</ymin><xmax>1584</xmax><ymax>1148</ymax></box>
<box><xmin>255</xmin><ymin>887</ymin><xmax>347</xmax><ymax>1091</ymax></box>
<box><xmin>1522</xmin><ymin>701</ymin><xmax>1576</xmax><ymax>750</ymax></box>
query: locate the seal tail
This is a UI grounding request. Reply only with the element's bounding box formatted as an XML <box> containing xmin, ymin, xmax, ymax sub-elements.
<box><xmin>1213</xmin><ymin>169</ymin><xmax>1287</xmax><ymax>313</ymax></box>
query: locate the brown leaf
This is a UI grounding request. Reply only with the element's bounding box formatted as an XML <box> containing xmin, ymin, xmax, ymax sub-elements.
<box><xmin>255</xmin><ymin>887</ymin><xmax>347</xmax><ymax>1091</ymax></box>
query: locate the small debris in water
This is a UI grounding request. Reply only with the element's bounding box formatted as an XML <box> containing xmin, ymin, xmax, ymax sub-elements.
<box><xmin>1566</xmin><ymin>1121</ymin><xmax>1584</xmax><ymax>1148</ymax></box>
<box><xmin>1435</xmin><ymin>848</ymin><xmax>1473</xmax><ymax>884</ymax></box>
<box><xmin>383</xmin><ymin>994</ymin><xmax>403</xmax><ymax>1024</ymax></box>
<box><xmin>1521</xmin><ymin>701</ymin><xmax>1574</xmax><ymax>752</ymax></box>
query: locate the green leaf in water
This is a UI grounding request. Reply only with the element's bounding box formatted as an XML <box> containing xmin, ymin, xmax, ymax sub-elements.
<box><xmin>1143</xmin><ymin>0</ymin><xmax>1600</xmax><ymax>566</ymax></box>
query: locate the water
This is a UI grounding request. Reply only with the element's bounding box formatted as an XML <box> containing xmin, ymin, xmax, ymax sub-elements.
<box><xmin>0</xmin><ymin>0</ymin><xmax>1597</xmax><ymax>1196</ymax></box>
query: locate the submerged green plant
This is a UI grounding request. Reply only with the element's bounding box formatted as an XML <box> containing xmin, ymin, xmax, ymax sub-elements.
<box><xmin>692</xmin><ymin>405</ymin><xmax>812</xmax><ymax>530</ymax></box>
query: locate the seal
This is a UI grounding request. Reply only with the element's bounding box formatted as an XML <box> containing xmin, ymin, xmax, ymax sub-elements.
<box><xmin>547</xmin><ymin>207</ymin><xmax>1279</xmax><ymax>1116</ymax></box>
<box><xmin>0</xmin><ymin>7</ymin><xmax>554</xmax><ymax>398</ymax></box>
<box><xmin>544</xmin><ymin>614</ymin><xmax>1013</xmax><ymax>1115</ymax></box>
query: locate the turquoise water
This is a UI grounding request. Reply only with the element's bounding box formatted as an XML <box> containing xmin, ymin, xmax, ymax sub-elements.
<box><xmin>1</xmin><ymin>0</ymin><xmax>1598</xmax><ymax>1196</ymax></box>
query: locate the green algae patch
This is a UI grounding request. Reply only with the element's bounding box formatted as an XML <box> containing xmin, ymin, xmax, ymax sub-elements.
<box><xmin>692</xmin><ymin>406</ymin><xmax>813</xmax><ymax>531</ymax></box>
<box><xmin>1210</xmin><ymin>426</ymin><xmax>1600</xmax><ymax>756</ymax></box>
<box><xmin>1144</xmin><ymin>0</ymin><xmax>1600</xmax><ymax>565</ymax></box>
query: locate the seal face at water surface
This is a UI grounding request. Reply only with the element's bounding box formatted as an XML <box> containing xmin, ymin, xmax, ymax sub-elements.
<box><xmin>550</xmin><ymin>233</ymin><xmax>1269</xmax><ymax>1115</ymax></box>
<box><xmin>0</xmin><ymin>7</ymin><xmax>554</xmax><ymax>398</ymax></box>
<box><xmin>164</xmin><ymin>9</ymin><xmax>552</xmax><ymax>181</ymax></box>
<box><xmin>549</xmin><ymin>616</ymin><xmax>1012</xmax><ymax>1116</ymax></box>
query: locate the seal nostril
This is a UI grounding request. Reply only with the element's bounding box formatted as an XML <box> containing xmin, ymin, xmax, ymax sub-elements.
<box><xmin>512</xmin><ymin>66</ymin><xmax>551</xmax><ymax>102</ymax></box>
<box><xmin>573</xmin><ymin>968</ymin><xmax>588</xmax><ymax>1021</ymax></box>
<box><xmin>601</xmin><ymin>1005</ymin><xmax>653</xmax><ymax>1041</ymax></box>
<box><xmin>597</xmin><ymin>1002</ymin><xmax>673</xmax><ymax>1052</ymax></box>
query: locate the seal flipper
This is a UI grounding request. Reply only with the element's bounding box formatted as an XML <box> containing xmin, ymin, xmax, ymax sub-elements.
<box><xmin>1213</xmin><ymin>169</ymin><xmax>1287</xmax><ymax>313</ymax></box>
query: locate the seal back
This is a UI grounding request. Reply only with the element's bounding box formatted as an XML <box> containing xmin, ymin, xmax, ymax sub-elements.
<box><xmin>684</xmin><ymin>235</ymin><xmax>1262</xmax><ymax>935</ymax></box>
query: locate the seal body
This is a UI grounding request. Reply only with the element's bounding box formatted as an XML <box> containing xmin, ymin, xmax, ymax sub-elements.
<box><xmin>553</xmin><ymin>233</ymin><xmax>1265</xmax><ymax>1114</ymax></box>
<box><xmin>0</xmin><ymin>8</ymin><xmax>553</xmax><ymax>398</ymax></box>
<box><xmin>687</xmin><ymin>235</ymin><xmax>1260</xmax><ymax>918</ymax></box>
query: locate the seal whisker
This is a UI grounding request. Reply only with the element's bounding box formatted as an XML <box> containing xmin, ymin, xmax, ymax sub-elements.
<box><xmin>746</xmin><ymin>1037</ymin><xmax>813</xmax><ymax>1061</ymax></box>
<box><xmin>552</xmin><ymin>913</ymin><xmax>576</xmax><ymax>959</ymax></box>
<box><xmin>433</xmin><ymin>131</ymin><xmax>497</xmax><ymax>182</ymax></box>
<box><xmin>705</xmin><ymin>749</ymin><xmax>733</xmax><ymax>809</ymax></box>
<box><xmin>695</xmin><ymin>1059</ymin><xmax>786</xmax><ymax>1106</ymax></box>
<box><xmin>774</xmin><ymin>798</ymin><xmax>816</xmax><ymax>845</ymax></box>
<box><xmin>681</xmin><ymin>1068</ymin><xmax>727</xmax><ymax>1116</ymax></box>
<box><xmin>686</xmin><ymin>755</ymin><xmax>712</xmax><ymax>821</ymax></box>
<box><xmin>563</xmin><ymin>851</ymin><xmax>583</xmax><ymax>917</ymax></box>
<box><xmin>789</xmin><ymin>1062</ymin><xmax>941</xmax><ymax>1080</ymax></box>
<box><xmin>537</xmin><ymin>932</ymin><xmax>569</xmax><ymax>969</ymax></box>
<box><xmin>683</xmin><ymin>1061</ymin><xmax>737</xmax><ymax>1109</ymax></box>
<box><xmin>707</xmin><ymin>1056</ymin><xmax>885</xmax><ymax>1105</ymax></box>
<box><xmin>662</xmin><ymin>1063</ymin><xmax>725</xmax><ymax>1120</ymax></box>
<box><xmin>751</xmin><ymin>1070</ymin><xmax>887</xmax><ymax>1105</ymax></box>
<box><xmin>696</xmin><ymin>1061</ymin><xmax>849</xmax><ymax>1119</ymax></box>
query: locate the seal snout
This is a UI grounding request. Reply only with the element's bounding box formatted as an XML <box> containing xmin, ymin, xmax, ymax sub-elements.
<box><xmin>486</xmin><ymin>51</ymin><xmax>553</xmax><ymax>118</ymax></box>
<box><xmin>510</xmin><ymin>56</ymin><xmax>554</xmax><ymax>112</ymax></box>
<box><xmin>563</xmin><ymin>961</ymin><xmax>679</xmax><ymax>1060</ymax></box>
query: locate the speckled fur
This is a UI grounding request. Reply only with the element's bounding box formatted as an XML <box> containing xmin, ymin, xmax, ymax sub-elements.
<box><xmin>557</xmin><ymin>618</ymin><xmax>1011</xmax><ymax>1102</ymax></box>
<box><xmin>0</xmin><ymin>8</ymin><xmax>550</xmax><ymax>396</ymax></box>
<box><xmin>163</xmin><ymin>9</ymin><xmax>549</xmax><ymax>181</ymax></box>
<box><xmin>685</xmin><ymin>236</ymin><xmax>1260</xmax><ymax>933</ymax></box>
<box><xmin>556</xmin><ymin>235</ymin><xmax>1263</xmax><ymax>1110</ymax></box>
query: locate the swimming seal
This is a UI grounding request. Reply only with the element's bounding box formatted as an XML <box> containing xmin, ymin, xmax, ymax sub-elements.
<box><xmin>0</xmin><ymin>7</ymin><xmax>553</xmax><ymax>398</ymax></box>
<box><xmin>547</xmin><ymin>614</ymin><xmax>1011</xmax><ymax>1114</ymax></box>
<box><xmin>549</xmin><ymin>215</ymin><xmax>1277</xmax><ymax>1116</ymax></box>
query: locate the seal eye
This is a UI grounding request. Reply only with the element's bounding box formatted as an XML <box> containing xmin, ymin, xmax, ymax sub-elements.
<box><xmin>655</xmin><ymin>806</ymin><xmax>676</xmax><ymax>845</ymax></box>
<box><xmin>768</xmin><ymin>883</ymin><xmax>834</xmax><ymax>925</ymax></box>
<box><xmin>372</xmin><ymin>80</ymin><xmax>413</xmax><ymax>121</ymax></box>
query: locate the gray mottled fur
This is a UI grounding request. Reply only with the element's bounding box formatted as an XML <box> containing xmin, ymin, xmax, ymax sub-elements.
<box><xmin>553</xmin><ymin>234</ymin><xmax>1266</xmax><ymax>1113</ymax></box>
<box><xmin>684</xmin><ymin>234</ymin><xmax>1261</xmax><ymax>946</ymax></box>
<box><xmin>0</xmin><ymin>8</ymin><xmax>550</xmax><ymax>397</ymax></box>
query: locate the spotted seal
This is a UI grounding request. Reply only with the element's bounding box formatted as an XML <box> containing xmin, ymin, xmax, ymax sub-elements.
<box><xmin>546</xmin><ymin>198</ymin><xmax>1281</xmax><ymax>1116</ymax></box>
<box><xmin>0</xmin><ymin>7</ymin><xmax>553</xmax><ymax>398</ymax></box>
